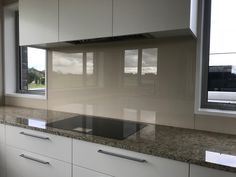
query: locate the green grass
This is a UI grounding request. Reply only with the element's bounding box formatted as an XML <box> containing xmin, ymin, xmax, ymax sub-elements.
<box><xmin>28</xmin><ymin>83</ymin><xmax>45</xmax><ymax>89</ymax></box>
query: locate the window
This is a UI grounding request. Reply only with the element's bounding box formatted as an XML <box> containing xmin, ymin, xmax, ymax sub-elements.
<box><xmin>17</xmin><ymin>47</ymin><xmax>47</xmax><ymax>95</ymax></box>
<box><xmin>201</xmin><ymin>0</ymin><xmax>236</xmax><ymax>110</ymax></box>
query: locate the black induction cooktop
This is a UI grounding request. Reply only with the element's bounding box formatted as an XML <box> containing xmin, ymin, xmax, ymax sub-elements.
<box><xmin>47</xmin><ymin>115</ymin><xmax>147</xmax><ymax>140</ymax></box>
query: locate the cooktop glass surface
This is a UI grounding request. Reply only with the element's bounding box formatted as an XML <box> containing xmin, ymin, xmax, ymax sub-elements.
<box><xmin>47</xmin><ymin>115</ymin><xmax>147</xmax><ymax>140</ymax></box>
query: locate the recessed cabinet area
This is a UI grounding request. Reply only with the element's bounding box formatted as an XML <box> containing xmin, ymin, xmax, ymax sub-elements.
<box><xmin>18</xmin><ymin>0</ymin><xmax>198</xmax><ymax>46</ymax></box>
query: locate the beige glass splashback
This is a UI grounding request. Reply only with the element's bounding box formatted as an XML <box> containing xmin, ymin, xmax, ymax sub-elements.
<box><xmin>47</xmin><ymin>37</ymin><xmax>196</xmax><ymax>128</ymax></box>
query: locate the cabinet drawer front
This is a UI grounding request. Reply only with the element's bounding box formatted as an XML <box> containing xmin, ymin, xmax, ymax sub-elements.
<box><xmin>190</xmin><ymin>165</ymin><xmax>235</xmax><ymax>177</ymax></box>
<box><xmin>6</xmin><ymin>125</ymin><xmax>72</xmax><ymax>162</ymax></box>
<box><xmin>6</xmin><ymin>146</ymin><xmax>71</xmax><ymax>177</ymax></box>
<box><xmin>73</xmin><ymin>140</ymin><xmax>188</xmax><ymax>177</ymax></box>
<box><xmin>0</xmin><ymin>124</ymin><xmax>5</xmax><ymax>143</ymax></box>
<box><xmin>73</xmin><ymin>165</ymin><xmax>112</xmax><ymax>177</ymax></box>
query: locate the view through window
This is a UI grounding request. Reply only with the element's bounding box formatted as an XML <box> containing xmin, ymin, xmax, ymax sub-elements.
<box><xmin>18</xmin><ymin>47</ymin><xmax>46</xmax><ymax>94</ymax></box>
<box><xmin>204</xmin><ymin>0</ymin><xmax>236</xmax><ymax>107</ymax></box>
<box><xmin>27</xmin><ymin>47</ymin><xmax>46</xmax><ymax>91</ymax></box>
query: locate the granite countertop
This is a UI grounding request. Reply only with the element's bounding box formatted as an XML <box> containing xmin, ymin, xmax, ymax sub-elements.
<box><xmin>0</xmin><ymin>106</ymin><xmax>236</xmax><ymax>173</ymax></box>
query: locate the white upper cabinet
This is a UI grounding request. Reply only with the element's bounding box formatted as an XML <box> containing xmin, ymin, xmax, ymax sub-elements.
<box><xmin>113</xmin><ymin>0</ymin><xmax>198</xmax><ymax>37</ymax></box>
<box><xmin>59</xmin><ymin>0</ymin><xmax>113</xmax><ymax>42</ymax></box>
<box><xmin>19</xmin><ymin>0</ymin><xmax>59</xmax><ymax>46</ymax></box>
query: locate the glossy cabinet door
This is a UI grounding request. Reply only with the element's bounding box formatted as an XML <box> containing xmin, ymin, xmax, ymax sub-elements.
<box><xmin>19</xmin><ymin>0</ymin><xmax>59</xmax><ymax>45</ymax></box>
<box><xmin>113</xmin><ymin>0</ymin><xmax>197</xmax><ymax>37</ymax></box>
<box><xmin>73</xmin><ymin>139</ymin><xmax>189</xmax><ymax>177</ymax></box>
<box><xmin>59</xmin><ymin>0</ymin><xmax>112</xmax><ymax>42</ymax></box>
<box><xmin>73</xmin><ymin>165</ymin><xmax>112</xmax><ymax>177</ymax></box>
<box><xmin>6</xmin><ymin>146</ymin><xmax>71</xmax><ymax>177</ymax></box>
<box><xmin>190</xmin><ymin>165</ymin><xmax>235</xmax><ymax>177</ymax></box>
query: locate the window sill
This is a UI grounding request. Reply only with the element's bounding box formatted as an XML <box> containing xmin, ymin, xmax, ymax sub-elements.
<box><xmin>5</xmin><ymin>93</ymin><xmax>47</xmax><ymax>100</ymax></box>
<box><xmin>195</xmin><ymin>108</ymin><xmax>236</xmax><ymax>118</ymax></box>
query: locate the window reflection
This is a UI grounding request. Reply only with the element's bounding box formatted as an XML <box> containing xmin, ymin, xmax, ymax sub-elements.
<box><xmin>53</xmin><ymin>52</ymin><xmax>83</xmax><ymax>75</ymax></box>
<box><xmin>140</xmin><ymin>110</ymin><xmax>156</xmax><ymax>124</ymax></box>
<box><xmin>86</xmin><ymin>52</ymin><xmax>94</xmax><ymax>75</ymax></box>
<box><xmin>28</xmin><ymin>119</ymin><xmax>46</xmax><ymax>129</ymax></box>
<box><xmin>205</xmin><ymin>151</ymin><xmax>236</xmax><ymax>168</ymax></box>
<box><xmin>124</xmin><ymin>50</ymin><xmax>138</xmax><ymax>86</ymax></box>
<box><xmin>142</xmin><ymin>48</ymin><xmax>158</xmax><ymax>75</ymax></box>
<box><xmin>141</xmin><ymin>48</ymin><xmax>158</xmax><ymax>85</ymax></box>
<box><xmin>86</xmin><ymin>52</ymin><xmax>96</xmax><ymax>86</ymax></box>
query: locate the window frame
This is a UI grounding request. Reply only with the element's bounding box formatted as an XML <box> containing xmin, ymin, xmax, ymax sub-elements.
<box><xmin>200</xmin><ymin>0</ymin><xmax>236</xmax><ymax>111</ymax></box>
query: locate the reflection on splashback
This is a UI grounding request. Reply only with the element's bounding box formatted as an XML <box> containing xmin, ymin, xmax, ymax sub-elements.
<box><xmin>48</xmin><ymin>37</ymin><xmax>196</xmax><ymax>128</ymax></box>
<box><xmin>206</xmin><ymin>151</ymin><xmax>236</xmax><ymax>168</ymax></box>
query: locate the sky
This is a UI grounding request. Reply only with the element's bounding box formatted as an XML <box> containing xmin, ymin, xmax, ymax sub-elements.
<box><xmin>210</xmin><ymin>0</ymin><xmax>236</xmax><ymax>66</ymax></box>
<box><xmin>27</xmin><ymin>47</ymin><xmax>46</xmax><ymax>71</ymax></box>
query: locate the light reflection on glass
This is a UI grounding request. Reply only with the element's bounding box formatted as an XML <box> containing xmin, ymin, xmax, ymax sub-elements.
<box><xmin>86</xmin><ymin>52</ymin><xmax>94</xmax><ymax>75</ymax></box>
<box><xmin>140</xmin><ymin>110</ymin><xmax>156</xmax><ymax>124</ymax></box>
<box><xmin>52</xmin><ymin>52</ymin><xmax>83</xmax><ymax>75</ymax></box>
<box><xmin>141</xmin><ymin>48</ymin><xmax>158</xmax><ymax>75</ymax></box>
<box><xmin>28</xmin><ymin>119</ymin><xmax>46</xmax><ymax>129</ymax></box>
<box><xmin>124</xmin><ymin>50</ymin><xmax>138</xmax><ymax>86</ymax></box>
<box><xmin>124</xmin><ymin>50</ymin><xmax>138</xmax><ymax>74</ymax></box>
<box><xmin>123</xmin><ymin>108</ymin><xmax>138</xmax><ymax>121</ymax></box>
<box><xmin>205</xmin><ymin>151</ymin><xmax>236</xmax><ymax>168</ymax></box>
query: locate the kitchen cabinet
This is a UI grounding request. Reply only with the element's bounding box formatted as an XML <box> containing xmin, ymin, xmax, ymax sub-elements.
<box><xmin>59</xmin><ymin>0</ymin><xmax>113</xmax><ymax>42</ymax></box>
<box><xmin>19</xmin><ymin>0</ymin><xmax>59</xmax><ymax>45</ymax></box>
<box><xmin>73</xmin><ymin>165</ymin><xmax>112</xmax><ymax>177</ymax></box>
<box><xmin>6</xmin><ymin>146</ymin><xmax>71</xmax><ymax>177</ymax></box>
<box><xmin>113</xmin><ymin>0</ymin><xmax>198</xmax><ymax>37</ymax></box>
<box><xmin>0</xmin><ymin>124</ymin><xmax>5</xmax><ymax>177</ymax></box>
<box><xmin>190</xmin><ymin>164</ymin><xmax>235</xmax><ymax>177</ymax></box>
<box><xmin>73</xmin><ymin>139</ymin><xmax>189</xmax><ymax>177</ymax></box>
<box><xmin>0</xmin><ymin>124</ymin><xmax>4</xmax><ymax>143</ymax></box>
<box><xmin>6</xmin><ymin>125</ymin><xmax>72</xmax><ymax>163</ymax></box>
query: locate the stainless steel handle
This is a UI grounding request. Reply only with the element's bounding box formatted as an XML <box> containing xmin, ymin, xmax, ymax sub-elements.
<box><xmin>98</xmin><ymin>150</ymin><xmax>147</xmax><ymax>163</ymax></box>
<box><xmin>20</xmin><ymin>132</ymin><xmax>50</xmax><ymax>140</ymax></box>
<box><xmin>20</xmin><ymin>154</ymin><xmax>50</xmax><ymax>165</ymax></box>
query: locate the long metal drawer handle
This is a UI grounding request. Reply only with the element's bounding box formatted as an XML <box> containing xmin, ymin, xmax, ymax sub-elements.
<box><xmin>20</xmin><ymin>154</ymin><xmax>50</xmax><ymax>165</ymax></box>
<box><xmin>20</xmin><ymin>132</ymin><xmax>50</xmax><ymax>140</ymax></box>
<box><xmin>98</xmin><ymin>150</ymin><xmax>147</xmax><ymax>163</ymax></box>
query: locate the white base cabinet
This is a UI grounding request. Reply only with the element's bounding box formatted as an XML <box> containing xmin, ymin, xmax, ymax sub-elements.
<box><xmin>6</xmin><ymin>146</ymin><xmax>71</xmax><ymax>177</ymax></box>
<box><xmin>0</xmin><ymin>124</ymin><xmax>5</xmax><ymax>177</ymax></box>
<box><xmin>0</xmin><ymin>143</ymin><xmax>6</xmax><ymax>177</ymax></box>
<box><xmin>73</xmin><ymin>139</ymin><xmax>189</xmax><ymax>177</ymax></box>
<box><xmin>73</xmin><ymin>165</ymin><xmax>112</xmax><ymax>177</ymax></box>
<box><xmin>190</xmin><ymin>164</ymin><xmax>236</xmax><ymax>177</ymax></box>
<box><xmin>6</xmin><ymin>125</ymin><xmax>72</xmax><ymax>163</ymax></box>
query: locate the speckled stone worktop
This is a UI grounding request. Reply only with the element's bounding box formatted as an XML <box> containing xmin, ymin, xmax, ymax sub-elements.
<box><xmin>1</xmin><ymin>106</ymin><xmax>236</xmax><ymax>173</ymax></box>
